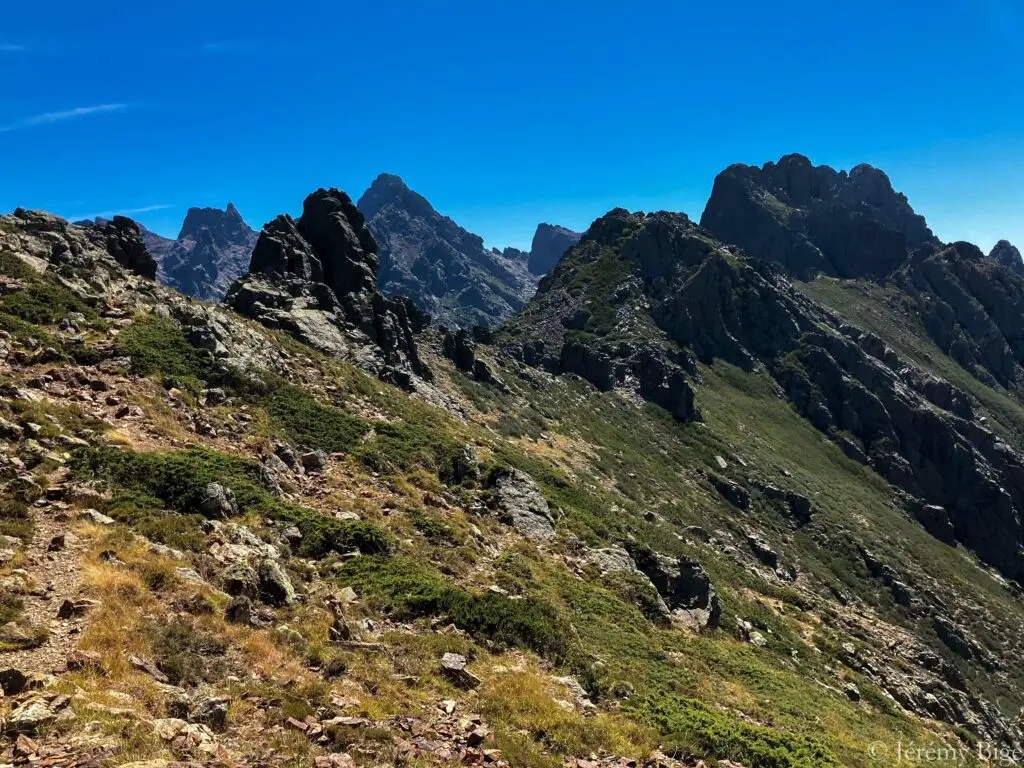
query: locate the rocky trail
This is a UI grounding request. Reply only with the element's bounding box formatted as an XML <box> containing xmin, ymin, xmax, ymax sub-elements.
<box><xmin>1</xmin><ymin>480</ymin><xmax>93</xmax><ymax>679</ymax></box>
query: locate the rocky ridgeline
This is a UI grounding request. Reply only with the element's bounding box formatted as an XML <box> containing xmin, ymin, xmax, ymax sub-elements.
<box><xmin>528</xmin><ymin>223</ymin><xmax>581</xmax><ymax>276</ymax></box>
<box><xmin>701</xmin><ymin>154</ymin><xmax>1024</xmax><ymax>394</ymax></box>
<box><xmin>357</xmin><ymin>174</ymin><xmax>578</xmax><ymax>328</ymax></box>
<box><xmin>225</xmin><ymin>187</ymin><xmax>431</xmax><ymax>389</ymax></box>
<box><xmin>160</xmin><ymin>203</ymin><xmax>259</xmax><ymax>302</ymax></box>
<box><xmin>32</xmin><ymin>210</ymin><xmax>157</xmax><ymax>282</ymax></box>
<box><xmin>505</xmin><ymin>206</ymin><xmax>1024</xmax><ymax>585</ymax></box>
<box><xmin>896</xmin><ymin>241</ymin><xmax>1024</xmax><ymax>387</ymax></box>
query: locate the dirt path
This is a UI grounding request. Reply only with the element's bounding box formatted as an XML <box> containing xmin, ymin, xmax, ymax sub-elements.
<box><xmin>1</xmin><ymin>494</ymin><xmax>88</xmax><ymax>675</ymax></box>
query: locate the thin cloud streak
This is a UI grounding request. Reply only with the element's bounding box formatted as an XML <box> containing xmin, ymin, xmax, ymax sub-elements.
<box><xmin>68</xmin><ymin>203</ymin><xmax>174</xmax><ymax>221</ymax></box>
<box><xmin>0</xmin><ymin>103</ymin><xmax>128</xmax><ymax>133</ymax></box>
<box><xmin>0</xmin><ymin>44</ymin><xmax>26</xmax><ymax>52</ymax></box>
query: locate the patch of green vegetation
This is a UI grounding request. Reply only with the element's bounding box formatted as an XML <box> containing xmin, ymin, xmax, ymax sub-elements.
<box><xmin>113</xmin><ymin>316</ymin><xmax>215</xmax><ymax>393</ymax></box>
<box><xmin>0</xmin><ymin>251</ymin><xmax>38</xmax><ymax>281</ymax></box>
<box><xmin>264</xmin><ymin>383</ymin><xmax>368</xmax><ymax>453</ymax></box>
<box><xmin>2</xmin><ymin>281</ymin><xmax>98</xmax><ymax>327</ymax></box>
<box><xmin>0</xmin><ymin>593</ymin><xmax>24</xmax><ymax>625</ymax></box>
<box><xmin>69</xmin><ymin>446</ymin><xmax>390</xmax><ymax>558</ymax></box>
<box><xmin>354</xmin><ymin>421</ymin><xmax>470</xmax><ymax>483</ymax></box>
<box><xmin>102</xmin><ymin>490</ymin><xmax>208</xmax><ymax>552</ymax></box>
<box><xmin>340</xmin><ymin>556</ymin><xmax>568</xmax><ymax>660</ymax></box>
<box><xmin>630</xmin><ymin>694</ymin><xmax>838</xmax><ymax>768</ymax></box>
<box><xmin>407</xmin><ymin>508</ymin><xmax>459</xmax><ymax>545</ymax></box>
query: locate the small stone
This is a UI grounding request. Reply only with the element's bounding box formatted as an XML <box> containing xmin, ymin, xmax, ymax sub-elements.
<box><xmin>440</xmin><ymin>653</ymin><xmax>480</xmax><ymax>689</ymax></box>
<box><xmin>79</xmin><ymin>509</ymin><xmax>115</xmax><ymax>526</ymax></box>
<box><xmin>191</xmin><ymin>695</ymin><xmax>230</xmax><ymax>731</ymax></box>
<box><xmin>300</xmin><ymin>450</ymin><xmax>328</xmax><ymax>472</ymax></box>
<box><xmin>48</xmin><ymin>532</ymin><xmax>79</xmax><ymax>551</ymax></box>
<box><xmin>8</xmin><ymin>701</ymin><xmax>56</xmax><ymax>735</ymax></box>
<box><xmin>66</xmin><ymin>649</ymin><xmax>104</xmax><ymax>671</ymax></box>
<box><xmin>130</xmin><ymin>655</ymin><xmax>169</xmax><ymax>683</ymax></box>
<box><xmin>57</xmin><ymin>597</ymin><xmax>99</xmax><ymax>619</ymax></box>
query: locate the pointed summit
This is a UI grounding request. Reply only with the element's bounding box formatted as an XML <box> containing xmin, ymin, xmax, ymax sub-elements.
<box><xmin>357</xmin><ymin>174</ymin><xmax>536</xmax><ymax>328</ymax></box>
<box><xmin>161</xmin><ymin>204</ymin><xmax>258</xmax><ymax>301</ymax></box>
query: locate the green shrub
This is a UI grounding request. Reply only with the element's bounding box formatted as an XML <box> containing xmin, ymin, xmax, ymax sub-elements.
<box><xmin>354</xmin><ymin>421</ymin><xmax>468</xmax><ymax>482</ymax></box>
<box><xmin>0</xmin><ymin>251</ymin><xmax>37</xmax><ymax>281</ymax></box>
<box><xmin>103</xmin><ymin>490</ymin><xmax>207</xmax><ymax>552</ymax></box>
<box><xmin>0</xmin><ymin>279</ymin><xmax>101</xmax><ymax>327</ymax></box>
<box><xmin>0</xmin><ymin>593</ymin><xmax>24</xmax><ymax>625</ymax></box>
<box><xmin>113</xmin><ymin>316</ymin><xmax>214</xmax><ymax>391</ymax></box>
<box><xmin>69</xmin><ymin>445</ymin><xmax>390</xmax><ymax>559</ymax></box>
<box><xmin>629</xmin><ymin>694</ymin><xmax>838</xmax><ymax>768</ymax></box>
<box><xmin>265</xmin><ymin>384</ymin><xmax>368</xmax><ymax>452</ymax></box>
<box><xmin>409</xmin><ymin>508</ymin><xmax>459</xmax><ymax>545</ymax></box>
<box><xmin>340</xmin><ymin>556</ymin><xmax>567</xmax><ymax>660</ymax></box>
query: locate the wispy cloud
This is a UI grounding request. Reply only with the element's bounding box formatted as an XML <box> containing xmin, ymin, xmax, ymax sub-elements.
<box><xmin>0</xmin><ymin>44</ymin><xmax>26</xmax><ymax>52</ymax></box>
<box><xmin>0</xmin><ymin>103</ymin><xmax>129</xmax><ymax>134</ymax></box>
<box><xmin>69</xmin><ymin>203</ymin><xmax>174</xmax><ymax>221</ymax></box>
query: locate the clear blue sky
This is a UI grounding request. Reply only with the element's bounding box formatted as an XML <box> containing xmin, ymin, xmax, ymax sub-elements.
<box><xmin>1</xmin><ymin>1</ymin><xmax>1021</xmax><ymax>251</ymax></box>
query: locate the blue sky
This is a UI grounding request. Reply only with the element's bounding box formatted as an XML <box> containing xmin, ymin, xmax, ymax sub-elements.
<box><xmin>0</xmin><ymin>1</ymin><xmax>1021</xmax><ymax>251</ymax></box>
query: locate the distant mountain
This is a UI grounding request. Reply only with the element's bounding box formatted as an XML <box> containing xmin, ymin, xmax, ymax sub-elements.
<box><xmin>160</xmin><ymin>204</ymin><xmax>258</xmax><ymax>301</ymax></box>
<box><xmin>528</xmin><ymin>223</ymin><xmax>580</xmax><ymax>275</ymax></box>
<box><xmin>356</xmin><ymin>173</ymin><xmax>538</xmax><ymax>328</ymax></box>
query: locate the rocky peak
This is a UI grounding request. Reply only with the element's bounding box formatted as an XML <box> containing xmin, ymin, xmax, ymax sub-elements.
<box><xmin>356</xmin><ymin>173</ymin><xmax>434</xmax><ymax>223</ymax></box>
<box><xmin>507</xmin><ymin>206</ymin><xmax>1024</xmax><ymax>585</ymax></box>
<box><xmin>527</xmin><ymin>223</ymin><xmax>581</xmax><ymax>276</ymax></box>
<box><xmin>990</xmin><ymin>239</ymin><xmax>1023</xmax><ymax>274</ymax></box>
<box><xmin>161</xmin><ymin>204</ymin><xmax>258</xmax><ymax>302</ymax></box>
<box><xmin>225</xmin><ymin>187</ymin><xmax>429</xmax><ymax>387</ymax></box>
<box><xmin>700</xmin><ymin>154</ymin><xmax>938</xmax><ymax>279</ymax></box>
<box><xmin>356</xmin><ymin>174</ymin><xmax>535</xmax><ymax>329</ymax></box>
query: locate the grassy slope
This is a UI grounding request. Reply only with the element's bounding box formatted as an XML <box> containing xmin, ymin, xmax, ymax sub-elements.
<box><xmin>456</xmin><ymin>351</ymin><xmax>1024</xmax><ymax>766</ymax></box>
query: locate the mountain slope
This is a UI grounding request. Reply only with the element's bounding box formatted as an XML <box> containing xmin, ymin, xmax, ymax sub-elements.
<box><xmin>5</xmin><ymin>177</ymin><xmax>1024</xmax><ymax>768</ymax></box>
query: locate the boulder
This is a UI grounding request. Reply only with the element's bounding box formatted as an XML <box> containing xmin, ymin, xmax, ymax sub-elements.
<box><xmin>632</xmin><ymin>550</ymin><xmax>721</xmax><ymax>630</ymax></box>
<box><xmin>225</xmin><ymin>187</ymin><xmax>430</xmax><ymax>386</ymax></box>
<box><xmin>486</xmin><ymin>468</ymin><xmax>555</xmax><ymax>540</ymax></box>
<box><xmin>191</xmin><ymin>695</ymin><xmax>231</xmax><ymax>731</ymax></box>
<box><xmin>199</xmin><ymin>482</ymin><xmax>238</xmax><ymax>518</ymax></box>
<box><xmin>257</xmin><ymin>559</ymin><xmax>296</xmax><ymax>606</ymax></box>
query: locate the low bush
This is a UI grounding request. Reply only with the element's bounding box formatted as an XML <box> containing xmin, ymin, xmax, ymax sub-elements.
<box><xmin>340</xmin><ymin>556</ymin><xmax>567</xmax><ymax>660</ymax></box>
<box><xmin>70</xmin><ymin>445</ymin><xmax>390</xmax><ymax>558</ymax></box>
<box><xmin>264</xmin><ymin>383</ymin><xmax>368</xmax><ymax>453</ymax></box>
<box><xmin>628</xmin><ymin>694</ymin><xmax>838</xmax><ymax>768</ymax></box>
<box><xmin>0</xmin><ymin>278</ymin><xmax>101</xmax><ymax>327</ymax></box>
<box><xmin>0</xmin><ymin>498</ymin><xmax>33</xmax><ymax>543</ymax></box>
<box><xmin>113</xmin><ymin>316</ymin><xmax>214</xmax><ymax>392</ymax></box>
